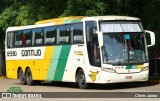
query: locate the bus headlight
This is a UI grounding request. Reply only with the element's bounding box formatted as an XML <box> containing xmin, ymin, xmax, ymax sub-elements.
<box><xmin>141</xmin><ymin>66</ymin><xmax>149</xmax><ymax>72</ymax></box>
<box><xmin>102</xmin><ymin>67</ymin><xmax>116</xmax><ymax>73</ymax></box>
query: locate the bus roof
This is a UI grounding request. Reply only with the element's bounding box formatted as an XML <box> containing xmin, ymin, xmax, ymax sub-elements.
<box><xmin>82</xmin><ymin>16</ymin><xmax>140</xmax><ymax>21</ymax></box>
<box><xmin>35</xmin><ymin>16</ymin><xmax>140</xmax><ymax>25</ymax></box>
<box><xmin>6</xmin><ymin>23</ymin><xmax>55</xmax><ymax>32</ymax></box>
<box><xmin>35</xmin><ymin>16</ymin><xmax>86</xmax><ymax>25</ymax></box>
<box><xmin>7</xmin><ymin>16</ymin><xmax>140</xmax><ymax>32</ymax></box>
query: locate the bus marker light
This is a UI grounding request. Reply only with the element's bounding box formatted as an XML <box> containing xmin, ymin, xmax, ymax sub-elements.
<box><xmin>125</xmin><ymin>76</ymin><xmax>132</xmax><ymax>79</ymax></box>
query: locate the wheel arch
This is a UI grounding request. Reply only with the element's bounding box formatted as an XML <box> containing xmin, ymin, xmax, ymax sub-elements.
<box><xmin>17</xmin><ymin>67</ymin><xmax>22</xmax><ymax>79</ymax></box>
<box><xmin>75</xmin><ymin>67</ymin><xmax>83</xmax><ymax>82</ymax></box>
<box><xmin>25</xmin><ymin>67</ymin><xmax>30</xmax><ymax>74</ymax></box>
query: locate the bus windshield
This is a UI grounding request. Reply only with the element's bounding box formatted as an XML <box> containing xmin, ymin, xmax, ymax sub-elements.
<box><xmin>100</xmin><ymin>21</ymin><xmax>148</xmax><ymax>65</ymax></box>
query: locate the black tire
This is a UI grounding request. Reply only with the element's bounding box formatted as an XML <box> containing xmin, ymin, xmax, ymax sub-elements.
<box><xmin>18</xmin><ymin>69</ymin><xmax>26</xmax><ymax>85</ymax></box>
<box><xmin>26</xmin><ymin>68</ymin><xmax>35</xmax><ymax>86</ymax></box>
<box><xmin>77</xmin><ymin>69</ymin><xmax>88</xmax><ymax>89</ymax></box>
<box><xmin>118</xmin><ymin>83</ymin><xmax>127</xmax><ymax>87</ymax></box>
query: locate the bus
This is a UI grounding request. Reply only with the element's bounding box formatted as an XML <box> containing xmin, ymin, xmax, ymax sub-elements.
<box><xmin>5</xmin><ymin>16</ymin><xmax>155</xmax><ymax>89</ymax></box>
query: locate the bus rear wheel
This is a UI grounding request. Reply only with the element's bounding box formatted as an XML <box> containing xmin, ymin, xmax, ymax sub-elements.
<box><xmin>18</xmin><ymin>69</ymin><xmax>26</xmax><ymax>85</ymax></box>
<box><xmin>77</xmin><ymin>69</ymin><xmax>88</xmax><ymax>89</ymax></box>
<box><xmin>26</xmin><ymin>68</ymin><xmax>35</xmax><ymax>86</ymax></box>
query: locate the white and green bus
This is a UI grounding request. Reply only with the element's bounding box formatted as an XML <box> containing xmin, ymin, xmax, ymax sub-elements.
<box><xmin>5</xmin><ymin>16</ymin><xmax>155</xmax><ymax>89</ymax></box>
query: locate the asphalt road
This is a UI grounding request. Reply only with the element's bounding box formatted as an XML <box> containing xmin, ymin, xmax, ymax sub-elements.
<box><xmin>0</xmin><ymin>79</ymin><xmax>160</xmax><ymax>101</ymax></box>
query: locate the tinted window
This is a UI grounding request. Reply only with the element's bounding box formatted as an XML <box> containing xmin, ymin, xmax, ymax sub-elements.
<box><xmin>86</xmin><ymin>21</ymin><xmax>97</xmax><ymax>42</ymax></box>
<box><xmin>44</xmin><ymin>26</ymin><xmax>56</xmax><ymax>45</ymax></box>
<box><xmin>7</xmin><ymin>32</ymin><xmax>11</xmax><ymax>48</ymax></box>
<box><xmin>22</xmin><ymin>30</ymin><xmax>32</xmax><ymax>46</ymax></box>
<box><xmin>85</xmin><ymin>21</ymin><xmax>100</xmax><ymax>66</ymax></box>
<box><xmin>57</xmin><ymin>25</ymin><xmax>70</xmax><ymax>44</ymax></box>
<box><xmin>33</xmin><ymin>28</ymin><xmax>44</xmax><ymax>46</ymax></box>
<box><xmin>14</xmin><ymin>31</ymin><xmax>23</xmax><ymax>47</ymax></box>
<box><xmin>72</xmin><ymin>23</ymin><xmax>83</xmax><ymax>43</ymax></box>
<box><xmin>7</xmin><ymin>32</ymin><xmax>14</xmax><ymax>48</ymax></box>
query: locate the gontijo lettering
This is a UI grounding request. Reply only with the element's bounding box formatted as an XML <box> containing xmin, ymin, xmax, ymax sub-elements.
<box><xmin>21</xmin><ymin>49</ymin><xmax>41</xmax><ymax>56</ymax></box>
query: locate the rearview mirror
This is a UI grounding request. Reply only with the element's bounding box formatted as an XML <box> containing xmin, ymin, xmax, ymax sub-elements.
<box><xmin>145</xmin><ymin>30</ymin><xmax>155</xmax><ymax>47</ymax></box>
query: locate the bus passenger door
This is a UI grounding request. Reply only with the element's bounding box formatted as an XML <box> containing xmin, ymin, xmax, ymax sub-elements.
<box><xmin>85</xmin><ymin>21</ymin><xmax>101</xmax><ymax>70</ymax></box>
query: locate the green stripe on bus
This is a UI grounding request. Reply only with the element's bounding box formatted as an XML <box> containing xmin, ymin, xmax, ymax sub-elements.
<box><xmin>71</xmin><ymin>19</ymin><xmax>82</xmax><ymax>23</ymax></box>
<box><xmin>126</xmin><ymin>65</ymin><xmax>138</xmax><ymax>69</ymax></box>
<box><xmin>126</xmin><ymin>65</ymin><xmax>132</xmax><ymax>69</ymax></box>
<box><xmin>132</xmin><ymin>65</ymin><xmax>137</xmax><ymax>69</ymax></box>
<box><xmin>64</xmin><ymin>19</ymin><xmax>82</xmax><ymax>24</ymax></box>
<box><xmin>64</xmin><ymin>20</ymin><xmax>72</xmax><ymax>24</ymax></box>
<box><xmin>53</xmin><ymin>45</ymin><xmax>71</xmax><ymax>81</ymax></box>
<box><xmin>46</xmin><ymin>46</ymin><xmax>62</xmax><ymax>80</ymax></box>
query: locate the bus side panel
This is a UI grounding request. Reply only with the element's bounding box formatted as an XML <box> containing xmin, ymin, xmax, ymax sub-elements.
<box><xmin>61</xmin><ymin>45</ymin><xmax>92</xmax><ymax>83</ymax></box>
<box><xmin>31</xmin><ymin>46</ymin><xmax>54</xmax><ymax>80</ymax></box>
<box><xmin>46</xmin><ymin>46</ymin><xmax>62</xmax><ymax>81</ymax></box>
<box><xmin>45</xmin><ymin>45</ymin><xmax>92</xmax><ymax>82</ymax></box>
<box><xmin>6</xmin><ymin>59</ymin><xmax>33</xmax><ymax>79</ymax></box>
<box><xmin>5</xmin><ymin>46</ymin><xmax>51</xmax><ymax>81</ymax></box>
<box><xmin>46</xmin><ymin>45</ymin><xmax>71</xmax><ymax>81</ymax></box>
<box><xmin>53</xmin><ymin>45</ymin><xmax>71</xmax><ymax>81</ymax></box>
<box><xmin>61</xmin><ymin>45</ymin><xmax>82</xmax><ymax>82</ymax></box>
<box><xmin>32</xmin><ymin>60</ymin><xmax>52</xmax><ymax>80</ymax></box>
<box><xmin>6</xmin><ymin>60</ymin><xmax>17</xmax><ymax>79</ymax></box>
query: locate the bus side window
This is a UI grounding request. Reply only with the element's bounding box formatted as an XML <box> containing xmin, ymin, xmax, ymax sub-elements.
<box><xmin>7</xmin><ymin>32</ymin><xmax>11</xmax><ymax>48</ymax></box>
<box><xmin>7</xmin><ymin>32</ymin><xmax>14</xmax><ymax>48</ymax></box>
<box><xmin>33</xmin><ymin>28</ymin><xmax>44</xmax><ymax>46</ymax></box>
<box><xmin>23</xmin><ymin>30</ymin><xmax>32</xmax><ymax>46</ymax></box>
<box><xmin>72</xmin><ymin>23</ymin><xmax>83</xmax><ymax>43</ymax></box>
<box><xmin>14</xmin><ymin>31</ymin><xmax>22</xmax><ymax>47</ymax></box>
<box><xmin>44</xmin><ymin>26</ymin><xmax>56</xmax><ymax>45</ymax></box>
<box><xmin>57</xmin><ymin>25</ymin><xmax>70</xmax><ymax>44</ymax></box>
<box><xmin>7</xmin><ymin>33</ymin><xmax>10</xmax><ymax>48</ymax></box>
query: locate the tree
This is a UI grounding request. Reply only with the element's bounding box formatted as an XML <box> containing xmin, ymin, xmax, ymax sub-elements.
<box><xmin>0</xmin><ymin>0</ymin><xmax>160</xmax><ymax>76</ymax></box>
<box><xmin>62</xmin><ymin>0</ymin><xmax>107</xmax><ymax>16</ymax></box>
<box><xmin>0</xmin><ymin>28</ymin><xmax>5</xmax><ymax>76</ymax></box>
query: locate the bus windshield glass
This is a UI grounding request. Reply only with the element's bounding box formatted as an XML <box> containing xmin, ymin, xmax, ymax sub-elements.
<box><xmin>100</xmin><ymin>21</ymin><xmax>147</xmax><ymax>65</ymax></box>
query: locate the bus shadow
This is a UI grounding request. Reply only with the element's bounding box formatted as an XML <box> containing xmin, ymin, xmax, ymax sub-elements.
<box><xmin>39</xmin><ymin>81</ymin><xmax>158</xmax><ymax>90</ymax></box>
<box><xmin>15</xmin><ymin>81</ymin><xmax>158</xmax><ymax>90</ymax></box>
<box><xmin>87</xmin><ymin>82</ymin><xmax>158</xmax><ymax>90</ymax></box>
<box><xmin>41</xmin><ymin>81</ymin><xmax>78</xmax><ymax>88</ymax></box>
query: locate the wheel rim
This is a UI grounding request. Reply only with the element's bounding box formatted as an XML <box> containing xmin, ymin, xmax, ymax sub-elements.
<box><xmin>78</xmin><ymin>73</ymin><xmax>86</xmax><ymax>86</ymax></box>
<box><xmin>27</xmin><ymin>70</ymin><xmax>31</xmax><ymax>82</ymax></box>
<box><xmin>19</xmin><ymin>70</ymin><xmax>23</xmax><ymax>82</ymax></box>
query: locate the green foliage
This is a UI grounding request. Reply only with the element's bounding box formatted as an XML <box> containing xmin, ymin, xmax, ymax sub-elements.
<box><xmin>0</xmin><ymin>0</ymin><xmax>159</xmax><ymax>53</ymax></box>
<box><xmin>0</xmin><ymin>4</ymin><xmax>18</xmax><ymax>30</ymax></box>
<box><xmin>86</xmin><ymin>1</ymin><xmax>107</xmax><ymax>16</ymax></box>
<box><xmin>16</xmin><ymin>4</ymin><xmax>33</xmax><ymax>25</ymax></box>
<box><xmin>62</xmin><ymin>0</ymin><xmax>107</xmax><ymax>16</ymax></box>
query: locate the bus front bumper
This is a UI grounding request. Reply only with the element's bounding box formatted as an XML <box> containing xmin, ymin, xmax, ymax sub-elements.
<box><xmin>92</xmin><ymin>70</ymin><xmax>149</xmax><ymax>84</ymax></box>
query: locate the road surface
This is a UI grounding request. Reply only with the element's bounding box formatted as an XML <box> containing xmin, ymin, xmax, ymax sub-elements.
<box><xmin>0</xmin><ymin>79</ymin><xmax>159</xmax><ymax>101</ymax></box>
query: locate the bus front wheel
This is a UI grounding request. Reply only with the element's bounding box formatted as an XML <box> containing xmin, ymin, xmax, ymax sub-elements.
<box><xmin>77</xmin><ymin>69</ymin><xmax>88</xmax><ymax>89</ymax></box>
<box><xmin>18</xmin><ymin>69</ymin><xmax>26</xmax><ymax>85</ymax></box>
<box><xmin>26</xmin><ymin>68</ymin><xmax>34</xmax><ymax>86</ymax></box>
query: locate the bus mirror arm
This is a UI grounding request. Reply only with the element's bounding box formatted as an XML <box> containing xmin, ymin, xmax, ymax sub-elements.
<box><xmin>96</xmin><ymin>31</ymin><xmax>103</xmax><ymax>47</ymax></box>
<box><xmin>145</xmin><ymin>30</ymin><xmax>155</xmax><ymax>47</ymax></box>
